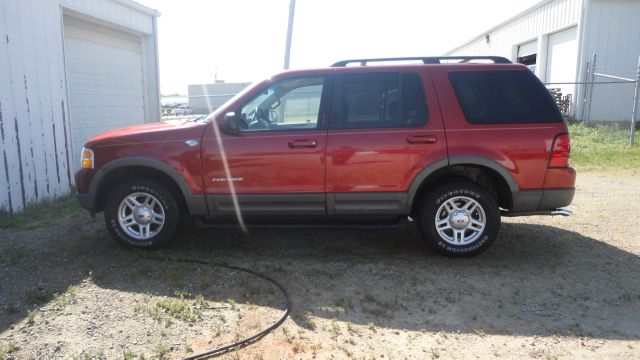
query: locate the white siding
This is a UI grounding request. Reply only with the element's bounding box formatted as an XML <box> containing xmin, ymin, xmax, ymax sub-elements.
<box><xmin>580</xmin><ymin>0</ymin><xmax>640</xmax><ymax>122</ymax></box>
<box><xmin>0</xmin><ymin>0</ymin><xmax>159</xmax><ymax>213</ymax></box>
<box><xmin>60</xmin><ymin>0</ymin><xmax>156</xmax><ymax>35</ymax></box>
<box><xmin>0</xmin><ymin>0</ymin><xmax>73</xmax><ymax>212</ymax></box>
<box><xmin>447</xmin><ymin>0</ymin><xmax>582</xmax><ymax>82</ymax></box>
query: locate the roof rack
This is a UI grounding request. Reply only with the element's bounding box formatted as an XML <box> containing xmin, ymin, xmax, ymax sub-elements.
<box><xmin>330</xmin><ymin>56</ymin><xmax>512</xmax><ymax>67</ymax></box>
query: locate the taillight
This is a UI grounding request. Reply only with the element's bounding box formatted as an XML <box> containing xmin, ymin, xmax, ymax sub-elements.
<box><xmin>549</xmin><ymin>134</ymin><xmax>570</xmax><ymax>168</ymax></box>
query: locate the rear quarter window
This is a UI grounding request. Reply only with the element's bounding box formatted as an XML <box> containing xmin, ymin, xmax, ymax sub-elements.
<box><xmin>448</xmin><ymin>70</ymin><xmax>563</xmax><ymax>124</ymax></box>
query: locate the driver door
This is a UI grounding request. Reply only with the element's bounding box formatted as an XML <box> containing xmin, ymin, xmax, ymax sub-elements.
<box><xmin>201</xmin><ymin>74</ymin><xmax>332</xmax><ymax>215</ymax></box>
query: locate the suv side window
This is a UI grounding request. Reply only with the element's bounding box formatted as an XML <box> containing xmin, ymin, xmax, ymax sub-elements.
<box><xmin>331</xmin><ymin>72</ymin><xmax>428</xmax><ymax>129</ymax></box>
<box><xmin>449</xmin><ymin>70</ymin><xmax>563</xmax><ymax>124</ymax></box>
<box><xmin>238</xmin><ymin>76</ymin><xmax>325</xmax><ymax>131</ymax></box>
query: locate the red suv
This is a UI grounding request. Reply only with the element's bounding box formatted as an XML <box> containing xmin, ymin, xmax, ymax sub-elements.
<box><xmin>75</xmin><ymin>56</ymin><xmax>575</xmax><ymax>257</ymax></box>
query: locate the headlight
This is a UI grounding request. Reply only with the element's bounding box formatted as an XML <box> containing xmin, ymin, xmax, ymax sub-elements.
<box><xmin>81</xmin><ymin>147</ymin><xmax>94</xmax><ymax>169</ymax></box>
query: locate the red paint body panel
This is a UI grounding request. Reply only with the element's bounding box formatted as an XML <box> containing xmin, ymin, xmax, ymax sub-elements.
<box><xmin>427</xmin><ymin>65</ymin><xmax>573</xmax><ymax>190</ymax></box>
<box><xmin>83</xmin><ymin>120</ymin><xmax>207</xmax><ymax>194</ymax></box>
<box><xmin>326</xmin><ymin>68</ymin><xmax>448</xmax><ymax>193</ymax></box>
<box><xmin>201</xmin><ymin>123</ymin><xmax>327</xmax><ymax>194</ymax></box>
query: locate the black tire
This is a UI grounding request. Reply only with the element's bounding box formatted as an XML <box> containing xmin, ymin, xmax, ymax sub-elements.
<box><xmin>104</xmin><ymin>179</ymin><xmax>180</xmax><ymax>250</ymax></box>
<box><xmin>417</xmin><ymin>182</ymin><xmax>500</xmax><ymax>257</ymax></box>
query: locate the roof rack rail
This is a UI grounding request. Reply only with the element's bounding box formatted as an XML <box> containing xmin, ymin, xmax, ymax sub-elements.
<box><xmin>330</xmin><ymin>56</ymin><xmax>512</xmax><ymax>67</ymax></box>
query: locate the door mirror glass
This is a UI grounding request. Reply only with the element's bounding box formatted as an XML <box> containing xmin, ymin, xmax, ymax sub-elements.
<box><xmin>220</xmin><ymin>112</ymin><xmax>240</xmax><ymax>134</ymax></box>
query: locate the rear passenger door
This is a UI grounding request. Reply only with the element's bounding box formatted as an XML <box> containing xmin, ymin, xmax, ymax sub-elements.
<box><xmin>325</xmin><ymin>70</ymin><xmax>447</xmax><ymax>214</ymax></box>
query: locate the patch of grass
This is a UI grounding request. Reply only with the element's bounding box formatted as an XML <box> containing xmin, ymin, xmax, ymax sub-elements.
<box><xmin>123</xmin><ymin>349</ymin><xmax>135</xmax><ymax>360</ymax></box>
<box><xmin>26</xmin><ymin>290</ymin><xmax>55</xmax><ymax>305</ymax></box>
<box><xmin>27</xmin><ymin>309</ymin><xmax>37</xmax><ymax>326</ymax></box>
<box><xmin>211</xmin><ymin>322</ymin><xmax>224</xmax><ymax>338</ymax></box>
<box><xmin>5</xmin><ymin>245</ymin><xmax>29</xmax><ymax>265</ymax></box>
<box><xmin>361</xmin><ymin>293</ymin><xmax>403</xmax><ymax>318</ymax></box>
<box><xmin>155</xmin><ymin>296</ymin><xmax>201</xmax><ymax>323</ymax></box>
<box><xmin>303</xmin><ymin>311</ymin><xmax>316</xmax><ymax>330</ymax></box>
<box><xmin>136</xmin><ymin>291</ymin><xmax>207</xmax><ymax>325</ymax></box>
<box><xmin>474</xmin><ymin>328</ymin><xmax>486</xmax><ymax>337</ymax></box>
<box><xmin>71</xmin><ymin>349</ymin><xmax>106</xmax><ymax>360</ymax></box>
<box><xmin>569</xmin><ymin>123</ymin><xmax>640</xmax><ymax>168</ymax></box>
<box><xmin>282</xmin><ymin>326</ymin><xmax>295</xmax><ymax>343</ymax></box>
<box><xmin>346</xmin><ymin>321</ymin><xmax>358</xmax><ymax>335</ymax></box>
<box><xmin>367</xmin><ymin>322</ymin><xmax>376</xmax><ymax>331</ymax></box>
<box><xmin>6</xmin><ymin>303</ymin><xmax>19</xmax><ymax>314</ymax></box>
<box><xmin>152</xmin><ymin>343</ymin><xmax>170</xmax><ymax>359</ymax></box>
<box><xmin>0</xmin><ymin>192</ymin><xmax>84</xmax><ymax>229</ymax></box>
<box><xmin>52</xmin><ymin>285</ymin><xmax>78</xmax><ymax>310</ymax></box>
<box><xmin>0</xmin><ymin>341</ymin><xmax>17</xmax><ymax>358</ymax></box>
<box><xmin>330</xmin><ymin>319</ymin><xmax>341</xmax><ymax>340</ymax></box>
<box><xmin>227</xmin><ymin>298</ymin><xmax>238</xmax><ymax>311</ymax></box>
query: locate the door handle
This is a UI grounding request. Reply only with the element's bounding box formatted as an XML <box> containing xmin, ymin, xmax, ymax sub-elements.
<box><xmin>288</xmin><ymin>139</ymin><xmax>318</xmax><ymax>148</ymax></box>
<box><xmin>407</xmin><ymin>135</ymin><xmax>437</xmax><ymax>144</ymax></box>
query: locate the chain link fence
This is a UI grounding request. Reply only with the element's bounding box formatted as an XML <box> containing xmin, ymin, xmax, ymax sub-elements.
<box><xmin>544</xmin><ymin>54</ymin><xmax>640</xmax><ymax>146</ymax></box>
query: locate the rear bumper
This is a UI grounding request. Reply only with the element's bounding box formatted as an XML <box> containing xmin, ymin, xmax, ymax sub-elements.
<box><xmin>511</xmin><ymin>188</ymin><xmax>575</xmax><ymax>213</ymax></box>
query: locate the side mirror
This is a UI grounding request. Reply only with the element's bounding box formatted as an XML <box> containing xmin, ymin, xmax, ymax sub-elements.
<box><xmin>220</xmin><ymin>112</ymin><xmax>240</xmax><ymax>134</ymax></box>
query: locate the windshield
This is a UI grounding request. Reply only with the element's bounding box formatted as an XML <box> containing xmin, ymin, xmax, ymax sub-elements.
<box><xmin>206</xmin><ymin>79</ymin><xmax>269</xmax><ymax>121</ymax></box>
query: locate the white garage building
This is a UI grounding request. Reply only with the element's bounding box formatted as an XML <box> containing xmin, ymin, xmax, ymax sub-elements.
<box><xmin>446</xmin><ymin>0</ymin><xmax>640</xmax><ymax>122</ymax></box>
<box><xmin>0</xmin><ymin>0</ymin><xmax>160</xmax><ymax>212</ymax></box>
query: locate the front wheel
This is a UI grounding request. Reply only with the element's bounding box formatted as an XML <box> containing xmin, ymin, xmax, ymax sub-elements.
<box><xmin>104</xmin><ymin>179</ymin><xmax>180</xmax><ymax>250</ymax></box>
<box><xmin>417</xmin><ymin>182</ymin><xmax>500</xmax><ymax>257</ymax></box>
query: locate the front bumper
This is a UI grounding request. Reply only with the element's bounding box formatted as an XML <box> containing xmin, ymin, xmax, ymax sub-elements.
<box><xmin>75</xmin><ymin>168</ymin><xmax>97</xmax><ymax>214</ymax></box>
<box><xmin>76</xmin><ymin>193</ymin><xmax>94</xmax><ymax>214</ymax></box>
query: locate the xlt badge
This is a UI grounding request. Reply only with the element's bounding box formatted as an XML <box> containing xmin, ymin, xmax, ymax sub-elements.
<box><xmin>211</xmin><ymin>177</ymin><xmax>244</xmax><ymax>183</ymax></box>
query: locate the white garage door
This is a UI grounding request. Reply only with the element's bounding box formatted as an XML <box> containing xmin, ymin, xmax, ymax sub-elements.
<box><xmin>546</xmin><ymin>26</ymin><xmax>578</xmax><ymax>96</ymax></box>
<box><xmin>63</xmin><ymin>15</ymin><xmax>145</xmax><ymax>171</ymax></box>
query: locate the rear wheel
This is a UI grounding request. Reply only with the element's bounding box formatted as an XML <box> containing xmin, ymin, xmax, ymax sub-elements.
<box><xmin>417</xmin><ymin>182</ymin><xmax>500</xmax><ymax>257</ymax></box>
<box><xmin>104</xmin><ymin>179</ymin><xmax>180</xmax><ymax>250</ymax></box>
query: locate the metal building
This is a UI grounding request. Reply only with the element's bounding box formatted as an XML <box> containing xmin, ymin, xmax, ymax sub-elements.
<box><xmin>446</xmin><ymin>0</ymin><xmax>640</xmax><ymax>123</ymax></box>
<box><xmin>188</xmin><ymin>82</ymin><xmax>251</xmax><ymax>115</ymax></box>
<box><xmin>0</xmin><ymin>0</ymin><xmax>160</xmax><ymax>212</ymax></box>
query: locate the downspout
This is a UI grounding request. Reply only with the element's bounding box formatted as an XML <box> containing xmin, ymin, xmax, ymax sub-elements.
<box><xmin>152</xmin><ymin>16</ymin><xmax>161</xmax><ymax>122</ymax></box>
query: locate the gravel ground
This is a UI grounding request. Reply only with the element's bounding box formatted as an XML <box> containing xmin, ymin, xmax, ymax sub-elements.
<box><xmin>0</xmin><ymin>169</ymin><xmax>639</xmax><ymax>359</ymax></box>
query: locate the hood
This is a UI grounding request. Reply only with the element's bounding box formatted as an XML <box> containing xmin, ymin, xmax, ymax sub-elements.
<box><xmin>85</xmin><ymin>119</ymin><xmax>207</xmax><ymax>148</ymax></box>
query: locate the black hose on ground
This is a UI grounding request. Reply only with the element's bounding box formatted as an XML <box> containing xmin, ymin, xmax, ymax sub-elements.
<box><xmin>135</xmin><ymin>253</ymin><xmax>292</xmax><ymax>359</ymax></box>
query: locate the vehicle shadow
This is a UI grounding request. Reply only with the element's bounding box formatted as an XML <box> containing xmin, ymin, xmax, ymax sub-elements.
<box><xmin>1</xmin><ymin>218</ymin><xmax>639</xmax><ymax>341</ymax></box>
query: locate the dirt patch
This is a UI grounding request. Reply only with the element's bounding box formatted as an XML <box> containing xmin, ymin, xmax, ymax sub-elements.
<box><xmin>1</xmin><ymin>170</ymin><xmax>639</xmax><ymax>359</ymax></box>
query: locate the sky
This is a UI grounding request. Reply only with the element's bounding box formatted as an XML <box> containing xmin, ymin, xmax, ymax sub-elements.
<box><xmin>136</xmin><ymin>0</ymin><xmax>541</xmax><ymax>95</ymax></box>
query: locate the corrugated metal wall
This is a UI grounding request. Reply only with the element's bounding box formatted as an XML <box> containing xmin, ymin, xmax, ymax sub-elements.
<box><xmin>581</xmin><ymin>0</ymin><xmax>640</xmax><ymax>122</ymax></box>
<box><xmin>446</xmin><ymin>0</ymin><xmax>582</xmax><ymax>59</ymax></box>
<box><xmin>0</xmin><ymin>0</ymin><xmax>159</xmax><ymax>213</ymax></box>
<box><xmin>0</xmin><ymin>0</ymin><xmax>73</xmax><ymax>212</ymax></box>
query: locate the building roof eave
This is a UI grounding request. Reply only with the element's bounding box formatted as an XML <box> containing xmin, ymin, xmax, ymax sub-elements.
<box><xmin>444</xmin><ymin>0</ymin><xmax>557</xmax><ymax>55</ymax></box>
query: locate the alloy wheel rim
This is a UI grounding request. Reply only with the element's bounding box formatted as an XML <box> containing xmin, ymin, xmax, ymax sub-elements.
<box><xmin>434</xmin><ymin>196</ymin><xmax>486</xmax><ymax>245</ymax></box>
<box><xmin>117</xmin><ymin>192</ymin><xmax>165</xmax><ymax>240</ymax></box>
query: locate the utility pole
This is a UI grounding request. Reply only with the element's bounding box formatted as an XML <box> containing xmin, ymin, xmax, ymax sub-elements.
<box><xmin>283</xmin><ymin>0</ymin><xmax>296</xmax><ymax>70</ymax></box>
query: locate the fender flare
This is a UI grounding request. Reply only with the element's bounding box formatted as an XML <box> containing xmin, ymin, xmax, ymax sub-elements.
<box><xmin>88</xmin><ymin>157</ymin><xmax>208</xmax><ymax>215</ymax></box>
<box><xmin>406</xmin><ymin>156</ymin><xmax>519</xmax><ymax>210</ymax></box>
